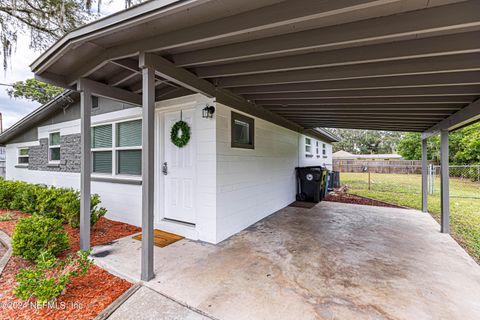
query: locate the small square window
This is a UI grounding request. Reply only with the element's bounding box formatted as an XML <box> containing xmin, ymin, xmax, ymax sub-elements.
<box><xmin>231</xmin><ymin>112</ymin><xmax>254</xmax><ymax>149</ymax></box>
<box><xmin>92</xmin><ymin>96</ymin><xmax>99</xmax><ymax>109</ymax></box>
<box><xmin>49</xmin><ymin>132</ymin><xmax>61</xmax><ymax>162</ymax></box>
<box><xmin>18</xmin><ymin>147</ymin><xmax>29</xmax><ymax>165</ymax></box>
<box><xmin>305</xmin><ymin>138</ymin><xmax>312</xmax><ymax>154</ymax></box>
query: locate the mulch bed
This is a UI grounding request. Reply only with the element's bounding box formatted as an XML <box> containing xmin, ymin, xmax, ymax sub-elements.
<box><xmin>0</xmin><ymin>209</ymin><xmax>141</xmax><ymax>320</ymax></box>
<box><xmin>325</xmin><ymin>191</ymin><xmax>403</xmax><ymax>209</ymax></box>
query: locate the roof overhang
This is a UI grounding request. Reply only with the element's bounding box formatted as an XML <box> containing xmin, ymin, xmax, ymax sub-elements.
<box><xmin>32</xmin><ymin>0</ymin><xmax>480</xmax><ymax>134</ymax></box>
<box><xmin>0</xmin><ymin>91</ymin><xmax>78</xmax><ymax>145</ymax></box>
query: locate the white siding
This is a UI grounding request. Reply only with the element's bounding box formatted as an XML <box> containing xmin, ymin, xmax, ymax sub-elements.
<box><xmin>215</xmin><ymin>103</ymin><xmax>299</xmax><ymax>243</ymax></box>
<box><xmin>5</xmin><ymin>94</ymin><xmax>334</xmax><ymax>244</ymax></box>
<box><xmin>298</xmin><ymin>135</ymin><xmax>334</xmax><ymax>170</ymax></box>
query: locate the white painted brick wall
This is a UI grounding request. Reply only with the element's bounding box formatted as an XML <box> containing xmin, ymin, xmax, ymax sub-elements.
<box><xmin>215</xmin><ymin>103</ymin><xmax>300</xmax><ymax>243</ymax></box>
<box><xmin>5</xmin><ymin>94</ymin><xmax>334</xmax><ymax>244</ymax></box>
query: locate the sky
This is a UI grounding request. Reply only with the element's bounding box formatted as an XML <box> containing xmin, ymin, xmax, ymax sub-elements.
<box><xmin>0</xmin><ymin>1</ymin><xmax>127</xmax><ymax>130</ymax></box>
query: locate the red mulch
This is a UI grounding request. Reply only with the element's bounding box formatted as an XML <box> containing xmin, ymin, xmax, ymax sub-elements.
<box><xmin>325</xmin><ymin>191</ymin><xmax>403</xmax><ymax>209</ymax></box>
<box><xmin>0</xmin><ymin>210</ymin><xmax>141</xmax><ymax>320</ymax></box>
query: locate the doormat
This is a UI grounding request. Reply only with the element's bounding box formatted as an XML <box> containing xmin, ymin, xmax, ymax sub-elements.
<box><xmin>289</xmin><ymin>201</ymin><xmax>317</xmax><ymax>209</ymax></box>
<box><xmin>132</xmin><ymin>229</ymin><xmax>184</xmax><ymax>248</ymax></box>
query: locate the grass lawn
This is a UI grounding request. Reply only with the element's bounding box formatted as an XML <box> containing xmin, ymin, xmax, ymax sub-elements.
<box><xmin>341</xmin><ymin>172</ymin><xmax>480</xmax><ymax>263</ymax></box>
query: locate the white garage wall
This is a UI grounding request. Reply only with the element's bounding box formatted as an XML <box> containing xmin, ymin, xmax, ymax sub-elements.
<box><xmin>298</xmin><ymin>135</ymin><xmax>334</xmax><ymax>170</ymax></box>
<box><xmin>215</xmin><ymin>103</ymin><xmax>300</xmax><ymax>243</ymax></box>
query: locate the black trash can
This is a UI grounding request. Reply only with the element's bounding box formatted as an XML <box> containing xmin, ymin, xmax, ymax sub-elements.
<box><xmin>295</xmin><ymin>166</ymin><xmax>328</xmax><ymax>203</ymax></box>
<box><xmin>328</xmin><ymin>171</ymin><xmax>340</xmax><ymax>190</ymax></box>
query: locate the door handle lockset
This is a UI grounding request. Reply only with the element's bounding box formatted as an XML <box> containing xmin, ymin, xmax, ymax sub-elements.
<box><xmin>162</xmin><ymin>162</ymin><xmax>168</xmax><ymax>175</ymax></box>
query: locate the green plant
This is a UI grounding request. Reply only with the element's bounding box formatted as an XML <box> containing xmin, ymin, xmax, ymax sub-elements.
<box><xmin>0</xmin><ymin>213</ymin><xmax>15</xmax><ymax>221</ymax></box>
<box><xmin>14</xmin><ymin>250</ymin><xmax>93</xmax><ymax>303</ymax></box>
<box><xmin>0</xmin><ymin>179</ymin><xmax>19</xmax><ymax>208</ymax></box>
<box><xmin>0</xmin><ymin>179</ymin><xmax>107</xmax><ymax>228</ymax></box>
<box><xmin>61</xmin><ymin>192</ymin><xmax>107</xmax><ymax>228</ymax></box>
<box><xmin>170</xmin><ymin>120</ymin><xmax>191</xmax><ymax>148</ymax></box>
<box><xmin>10</xmin><ymin>182</ymin><xmax>40</xmax><ymax>213</ymax></box>
<box><xmin>12</xmin><ymin>215</ymin><xmax>69</xmax><ymax>261</ymax></box>
<box><xmin>34</xmin><ymin>186</ymin><xmax>68</xmax><ymax>220</ymax></box>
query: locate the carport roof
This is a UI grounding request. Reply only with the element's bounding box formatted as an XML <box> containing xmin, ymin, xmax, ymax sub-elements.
<box><xmin>32</xmin><ymin>0</ymin><xmax>480</xmax><ymax>133</ymax></box>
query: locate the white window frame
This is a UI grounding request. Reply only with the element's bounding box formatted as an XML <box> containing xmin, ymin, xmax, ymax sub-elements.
<box><xmin>305</xmin><ymin>137</ymin><xmax>313</xmax><ymax>157</ymax></box>
<box><xmin>17</xmin><ymin>147</ymin><xmax>29</xmax><ymax>165</ymax></box>
<box><xmin>48</xmin><ymin>131</ymin><xmax>61</xmax><ymax>164</ymax></box>
<box><xmin>316</xmin><ymin>141</ymin><xmax>321</xmax><ymax>158</ymax></box>
<box><xmin>322</xmin><ymin>143</ymin><xmax>327</xmax><ymax>158</ymax></box>
<box><xmin>91</xmin><ymin>117</ymin><xmax>142</xmax><ymax>179</ymax></box>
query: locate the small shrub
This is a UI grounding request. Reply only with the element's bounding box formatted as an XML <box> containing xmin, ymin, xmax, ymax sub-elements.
<box><xmin>10</xmin><ymin>182</ymin><xmax>40</xmax><ymax>213</ymax></box>
<box><xmin>12</xmin><ymin>215</ymin><xmax>69</xmax><ymax>261</ymax></box>
<box><xmin>14</xmin><ymin>250</ymin><xmax>93</xmax><ymax>303</ymax></box>
<box><xmin>0</xmin><ymin>179</ymin><xmax>18</xmax><ymax>208</ymax></box>
<box><xmin>35</xmin><ymin>186</ymin><xmax>67</xmax><ymax>220</ymax></box>
<box><xmin>61</xmin><ymin>193</ymin><xmax>107</xmax><ymax>228</ymax></box>
<box><xmin>0</xmin><ymin>213</ymin><xmax>14</xmax><ymax>221</ymax></box>
<box><xmin>0</xmin><ymin>179</ymin><xmax>107</xmax><ymax>228</ymax></box>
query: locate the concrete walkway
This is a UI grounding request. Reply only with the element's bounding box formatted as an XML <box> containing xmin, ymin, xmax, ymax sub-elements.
<box><xmin>93</xmin><ymin>202</ymin><xmax>480</xmax><ymax>320</ymax></box>
<box><xmin>107</xmin><ymin>286</ymin><xmax>212</xmax><ymax>320</ymax></box>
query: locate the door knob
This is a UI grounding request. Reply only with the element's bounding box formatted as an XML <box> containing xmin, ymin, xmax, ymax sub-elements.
<box><xmin>162</xmin><ymin>162</ymin><xmax>168</xmax><ymax>175</ymax></box>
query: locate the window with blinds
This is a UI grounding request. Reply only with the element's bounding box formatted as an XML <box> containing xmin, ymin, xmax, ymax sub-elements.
<box><xmin>91</xmin><ymin>119</ymin><xmax>142</xmax><ymax>176</ymax></box>
<box><xmin>117</xmin><ymin>120</ymin><xmax>142</xmax><ymax>147</ymax></box>
<box><xmin>116</xmin><ymin>120</ymin><xmax>142</xmax><ymax>175</ymax></box>
<box><xmin>92</xmin><ymin>125</ymin><xmax>112</xmax><ymax>148</ymax></box>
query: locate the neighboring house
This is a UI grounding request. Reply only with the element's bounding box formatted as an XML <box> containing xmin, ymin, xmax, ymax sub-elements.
<box><xmin>333</xmin><ymin>150</ymin><xmax>403</xmax><ymax>160</ymax></box>
<box><xmin>0</xmin><ymin>146</ymin><xmax>5</xmax><ymax>179</ymax></box>
<box><xmin>0</xmin><ymin>91</ymin><xmax>338</xmax><ymax>244</ymax></box>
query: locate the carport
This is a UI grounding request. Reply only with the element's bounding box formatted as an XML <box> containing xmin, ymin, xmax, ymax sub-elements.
<box><xmin>31</xmin><ymin>0</ymin><xmax>480</xmax><ymax>281</ymax></box>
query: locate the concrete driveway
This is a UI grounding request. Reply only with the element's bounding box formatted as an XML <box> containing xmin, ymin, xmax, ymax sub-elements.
<box><xmin>93</xmin><ymin>202</ymin><xmax>480</xmax><ymax>320</ymax></box>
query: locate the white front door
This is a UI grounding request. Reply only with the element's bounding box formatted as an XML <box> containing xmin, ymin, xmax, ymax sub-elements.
<box><xmin>163</xmin><ymin>109</ymin><xmax>196</xmax><ymax>224</ymax></box>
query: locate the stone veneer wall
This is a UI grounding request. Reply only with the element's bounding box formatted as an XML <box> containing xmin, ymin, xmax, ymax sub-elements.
<box><xmin>28</xmin><ymin>134</ymin><xmax>81</xmax><ymax>173</ymax></box>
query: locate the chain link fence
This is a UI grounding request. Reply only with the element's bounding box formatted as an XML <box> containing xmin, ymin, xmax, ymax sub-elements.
<box><xmin>335</xmin><ymin>163</ymin><xmax>480</xmax><ymax>198</ymax></box>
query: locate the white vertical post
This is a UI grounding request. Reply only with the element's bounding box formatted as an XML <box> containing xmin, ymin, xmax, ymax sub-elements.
<box><xmin>79</xmin><ymin>85</ymin><xmax>92</xmax><ymax>250</ymax></box>
<box><xmin>140</xmin><ymin>65</ymin><xmax>155</xmax><ymax>281</ymax></box>
<box><xmin>421</xmin><ymin>138</ymin><xmax>428</xmax><ymax>213</ymax></box>
<box><xmin>440</xmin><ymin>129</ymin><xmax>450</xmax><ymax>233</ymax></box>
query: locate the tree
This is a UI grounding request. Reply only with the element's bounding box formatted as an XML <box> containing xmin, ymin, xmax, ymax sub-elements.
<box><xmin>453</xmin><ymin>122</ymin><xmax>480</xmax><ymax>164</ymax></box>
<box><xmin>7</xmin><ymin>78</ymin><xmax>64</xmax><ymax>104</ymax></box>
<box><xmin>397</xmin><ymin>122</ymin><xmax>480</xmax><ymax>164</ymax></box>
<box><xmin>330</xmin><ymin>129</ymin><xmax>403</xmax><ymax>154</ymax></box>
<box><xmin>397</xmin><ymin>132</ymin><xmax>440</xmax><ymax>162</ymax></box>
<box><xmin>0</xmin><ymin>0</ymin><xmax>144</xmax><ymax>70</ymax></box>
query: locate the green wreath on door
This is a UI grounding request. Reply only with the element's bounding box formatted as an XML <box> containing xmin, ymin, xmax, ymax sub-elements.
<box><xmin>170</xmin><ymin>120</ymin><xmax>191</xmax><ymax>148</ymax></box>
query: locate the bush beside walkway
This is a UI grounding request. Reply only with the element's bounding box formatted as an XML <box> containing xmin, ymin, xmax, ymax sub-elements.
<box><xmin>0</xmin><ymin>209</ymin><xmax>141</xmax><ymax>320</ymax></box>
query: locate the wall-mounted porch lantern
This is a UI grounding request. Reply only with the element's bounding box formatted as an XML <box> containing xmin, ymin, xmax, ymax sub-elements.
<box><xmin>202</xmin><ymin>105</ymin><xmax>215</xmax><ymax>119</ymax></box>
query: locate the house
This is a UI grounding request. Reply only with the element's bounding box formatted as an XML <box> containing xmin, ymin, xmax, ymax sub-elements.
<box><xmin>0</xmin><ymin>146</ymin><xmax>5</xmax><ymax>179</ymax></box>
<box><xmin>333</xmin><ymin>150</ymin><xmax>403</xmax><ymax>160</ymax></box>
<box><xmin>2</xmin><ymin>0</ymin><xmax>479</xmax><ymax>283</ymax></box>
<box><xmin>0</xmin><ymin>90</ymin><xmax>338</xmax><ymax>243</ymax></box>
